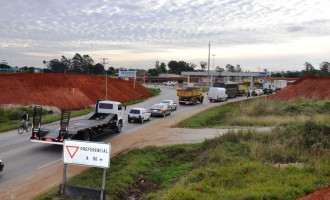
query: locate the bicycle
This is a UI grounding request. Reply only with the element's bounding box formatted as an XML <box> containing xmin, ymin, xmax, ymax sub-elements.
<box><xmin>18</xmin><ymin>120</ymin><xmax>31</xmax><ymax>134</ymax></box>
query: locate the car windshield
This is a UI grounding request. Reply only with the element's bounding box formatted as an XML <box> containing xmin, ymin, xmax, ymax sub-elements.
<box><xmin>129</xmin><ymin>109</ymin><xmax>140</xmax><ymax>114</ymax></box>
<box><xmin>161</xmin><ymin>100</ymin><xmax>170</xmax><ymax>104</ymax></box>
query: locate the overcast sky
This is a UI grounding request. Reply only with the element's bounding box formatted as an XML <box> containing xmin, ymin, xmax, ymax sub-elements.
<box><xmin>1</xmin><ymin>0</ymin><xmax>330</xmax><ymax>71</ymax></box>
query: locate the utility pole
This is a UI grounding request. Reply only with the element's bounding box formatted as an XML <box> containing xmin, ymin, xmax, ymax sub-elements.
<box><xmin>100</xmin><ymin>58</ymin><xmax>108</xmax><ymax>100</ymax></box>
<box><xmin>207</xmin><ymin>42</ymin><xmax>211</xmax><ymax>86</ymax></box>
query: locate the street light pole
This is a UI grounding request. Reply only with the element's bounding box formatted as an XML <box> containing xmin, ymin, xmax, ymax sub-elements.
<box><xmin>100</xmin><ymin>58</ymin><xmax>108</xmax><ymax>100</ymax></box>
<box><xmin>212</xmin><ymin>54</ymin><xmax>215</xmax><ymax>86</ymax></box>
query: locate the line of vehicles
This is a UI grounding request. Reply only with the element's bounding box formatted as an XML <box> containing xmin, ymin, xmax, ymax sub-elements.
<box><xmin>29</xmin><ymin>99</ymin><xmax>179</xmax><ymax>145</ymax></box>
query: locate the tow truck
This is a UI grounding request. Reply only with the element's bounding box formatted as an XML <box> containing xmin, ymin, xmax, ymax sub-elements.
<box><xmin>30</xmin><ymin>100</ymin><xmax>123</xmax><ymax>145</ymax></box>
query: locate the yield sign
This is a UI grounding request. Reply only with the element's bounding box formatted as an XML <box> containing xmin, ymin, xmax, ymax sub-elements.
<box><xmin>66</xmin><ymin>145</ymin><xmax>79</xmax><ymax>158</ymax></box>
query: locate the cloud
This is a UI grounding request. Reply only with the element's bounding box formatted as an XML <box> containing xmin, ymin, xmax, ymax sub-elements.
<box><xmin>0</xmin><ymin>0</ymin><xmax>330</xmax><ymax>70</ymax></box>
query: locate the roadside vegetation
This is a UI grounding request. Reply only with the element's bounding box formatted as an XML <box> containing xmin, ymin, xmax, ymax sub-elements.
<box><xmin>178</xmin><ymin>98</ymin><xmax>330</xmax><ymax>128</ymax></box>
<box><xmin>36</xmin><ymin>120</ymin><xmax>329</xmax><ymax>200</ymax></box>
<box><xmin>0</xmin><ymin>88</ymin><xmax>160</xmax><ymax>132</ymax></box>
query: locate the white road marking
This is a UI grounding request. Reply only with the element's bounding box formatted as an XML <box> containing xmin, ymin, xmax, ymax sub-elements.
<box><xmin>37</xmin><ymin>158</ymin><xmax>61</xmax><ymax>170</ymax></box>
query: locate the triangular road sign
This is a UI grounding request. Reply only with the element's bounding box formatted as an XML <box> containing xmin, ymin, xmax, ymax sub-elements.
<box><xmin>66</xmin><ymin>145</ymin><xmax>79</xmax><ymax>158</ymax></box>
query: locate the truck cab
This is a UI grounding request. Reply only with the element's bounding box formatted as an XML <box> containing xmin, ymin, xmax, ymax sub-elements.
<box><xmin>96</xmin><ymin>100</ymin><xmax>123</xmax><ymax>118</ymax></box>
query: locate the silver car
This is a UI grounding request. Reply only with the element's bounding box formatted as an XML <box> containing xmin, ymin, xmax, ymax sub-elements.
<box><xmin>149</xmin><ymin>104</ymin><xmax>171</xmax><ymax>117</ymax></box>
<box><xmin>160</xmin><ymin>100</ymin><xmax>177</xmax><ymax>111</ymax></box>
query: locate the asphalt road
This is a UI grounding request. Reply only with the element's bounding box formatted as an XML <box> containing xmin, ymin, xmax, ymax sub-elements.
<box><xmin>0</xmin><ymin>85</ymin><xmax>247</xmax><ymax>198</ymax></box>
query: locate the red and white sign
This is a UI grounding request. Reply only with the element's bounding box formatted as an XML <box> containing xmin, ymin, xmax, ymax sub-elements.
<box><xmin>63</xmin><ymin>140</ymin><xmax>111</xmax><ymax>168</ymax></box>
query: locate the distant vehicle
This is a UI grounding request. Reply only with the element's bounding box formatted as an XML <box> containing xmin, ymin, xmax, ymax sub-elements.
<box><xmin>177</xmin><ymin>87</ymin><xmax>204</xmax><ymax>105</ymax></box>
<box><xmin>208</xmin><ymin>87</ymin><xmax>228</xmax><ymax>102</ymax></box>
<box><xmin>163</xmin><ymin>81</ymin><xmax>175</xmax><ymax>86</ymax></box>
<box><xmin>263</xmin><ymin>88</ymin><xmax>273</xmax><ymax>94</ymax></box>
<box><xmin>128</xmin><ymin>108</ymin><xmax>151</xmax><ymax>123</ymax></box>
<box><xmin>213</xmin><ymin>82</ymin><xmax>238</xmax><ymax>98</ymax></box>
<box><xmin>30</xmin><ymin>100</ymin><xmax>124</xmax><ymax>144</ymax></box>
<box><xmin>256</xmin><ymin>89</ymin><xmax>264</xmax><ymax>95</ymax></box>
<box><xmin>0</xmin><ymin>159</ymin><xmax>3</xmax><ymax>172</ymax></box>
<box><xmin>243</xmin><ymin>79</ymin><xmax>263</xmax><ymax>86</ymax></box>
<box><xmin>238</xmin><ymin>84</ymin><xmax>247</xmax><ymax>96</ymax></box>
<box><xmin>160</xmin><ymin>100</ymin><xmax>177</xmax><ymax>110</ymax></box>
<box><xmin>149</xmin><ymin>104</ymin><xmax>171</xmax><ymax>117</ymax></box>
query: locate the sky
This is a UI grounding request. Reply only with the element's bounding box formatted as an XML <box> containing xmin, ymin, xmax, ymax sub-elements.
<box><xmin>1</xmin><ymin>0</ymin><xmax>330</xmax><ymax>72</ymax></box>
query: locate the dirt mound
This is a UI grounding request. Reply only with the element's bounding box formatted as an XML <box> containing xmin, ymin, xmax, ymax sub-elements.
<box><xmin>268</xmin><ymin>74</ymin><xmax>330</xmax><ymax>101</ymax></box>
<box><xmin>296</xmin><ymin>185</ymin><xmax>330</xmax><ymax>200</ymax></box>
<box><xmin>0</xmin><ymin>73</ymin><xmax>153</xmax><ymax>110</ymax></box>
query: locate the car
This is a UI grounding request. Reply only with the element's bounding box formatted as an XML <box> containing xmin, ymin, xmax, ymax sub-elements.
<box><xmin>163</xmin><ymin>81</ymin><xmax>175</xmax><ymax>86</ymax></box>
<box><xmin>149</xmin><ymin>104</ymin><xmax>171</xmax><ymax>117</ymax></box>
<box><xmin>160</xmin><ymin>100</ymin><xmax>177</xmax><ymax>110</ymax></box>
<box><xmin>128</xmin><ymin>108</ymin><xmax>151</xmax><ymax>123</ymax></box>
<box><xmin>0</xmin><ymin>159</ymin><xmax>4</xmax><ymax>172</ymax></box>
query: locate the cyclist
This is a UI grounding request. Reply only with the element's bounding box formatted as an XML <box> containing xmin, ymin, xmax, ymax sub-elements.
<box><xmin>20</xmin><ymin>111</ymin><xmax>30</xmax><ymax>130</ymax></box>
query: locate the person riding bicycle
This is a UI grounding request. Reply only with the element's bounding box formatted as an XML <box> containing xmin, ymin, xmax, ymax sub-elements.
<box><xmin>20</xmin><ymin>111</ymin><xmax>29</xmax><ymax>129</ymax></box>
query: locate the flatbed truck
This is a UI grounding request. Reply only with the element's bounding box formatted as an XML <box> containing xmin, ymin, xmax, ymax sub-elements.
<box><xmin>30</xmin><ymin>100</ymin><xmax>123</xmax><ymax>145</ymax></box>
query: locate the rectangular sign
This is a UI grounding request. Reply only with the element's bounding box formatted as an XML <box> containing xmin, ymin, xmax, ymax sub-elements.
<box><xmin>63</xmin><ymin>140</ymin><xmax>111</xmax><ymax>168</ymax></box>
<box><xmin>119</xmin><ymin>71</ymin><xmax>136</xmax><ymax>78</ymax></box>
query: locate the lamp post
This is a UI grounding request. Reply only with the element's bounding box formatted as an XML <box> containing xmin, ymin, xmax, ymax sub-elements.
<box><xmin>212</xmin><ymin>54</ymin><xmax>215</xmax><ymax>85</ymax></box>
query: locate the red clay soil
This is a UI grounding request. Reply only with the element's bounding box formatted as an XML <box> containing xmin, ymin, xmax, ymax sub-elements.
<box><xmin>296</xmin><ymin>185</ymin><xmax>330</xmax><ymax>200</ymax></box>
<box><xmin>0</xmin><ymin>73</ymin><xmax>153</xmax><ymax>110</ymax></box>
<box><xmin>268</xmin><ymin>74</ymin><xmax>330</xmax><ymax>101</ymax></box>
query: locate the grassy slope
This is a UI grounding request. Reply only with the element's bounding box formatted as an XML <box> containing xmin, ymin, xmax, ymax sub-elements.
<box><xmin>179</xmin><ymin>98</ymin><xmax>330</xmax><ymax>128</ymax></box>
<box><xmin>36</xmin><ymin>98</ymin><xmax>330</xmax><ymax>200</ymax></box>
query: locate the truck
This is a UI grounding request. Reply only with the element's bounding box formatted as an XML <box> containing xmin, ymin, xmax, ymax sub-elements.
<box><xmin>238</xmin><ymin>84</ymin><xmax>247</xmax><ymax>96</ymax></box>
<box><xmin>30</xmin><ymin>100</ymin><xmax>124</xmax><ymax>145</ymax></box>
<box><xmin>274</xmin><ymin>80</ymin><xmax>288</xmax><ymax>91</ymax></box>
<box><xmin>177</xmin><ymin>87</ymin><xmax>204</xmax><ymax>105</ymax></box>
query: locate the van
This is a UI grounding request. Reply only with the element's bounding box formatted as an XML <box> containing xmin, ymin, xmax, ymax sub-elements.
<box><xmin>208</xmin><ymin>87</ymin><xmax>228</xmax><ymax>102</ymax></box>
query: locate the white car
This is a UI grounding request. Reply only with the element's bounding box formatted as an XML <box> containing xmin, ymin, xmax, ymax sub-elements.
<box><xmin>163</xmin><ymin>81</ymin><xmax>175</xmax><ymax>86</ymax></box>
<box><xmin>128</xmin><ymin>108</ymin><xmax>151</xmax><ymax>123</ymax></box>
<box><xmin>160</xmin><ymin>100</ymin><xmax>177</xmax><ymax>110</ymax></box>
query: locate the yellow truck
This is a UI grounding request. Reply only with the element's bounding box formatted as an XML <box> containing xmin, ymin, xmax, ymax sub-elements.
<box><xmin>238</xmin><ymin>84</ymin><xmax>247</xmax><ymax>96</ymax></box>
<box><xmin>177</xmin><ymin>87</ymin><xmax>204</xmax><ymax>105</ymax></box>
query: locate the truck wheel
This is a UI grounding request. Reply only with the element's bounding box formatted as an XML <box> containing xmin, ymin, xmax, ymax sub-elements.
<box><xmin>200</xmin><ymin>97</ymin><xmax>204</xmax><ymax>104</ymax></box>
<box><xmin>83</xmin><ymin>132</ymin><xmax>90</xmax><ymax>141</ymax></box>
<box><xmin>128</xmin><ymin>119</ymin><xmax>131</xmax><ymax>123</ymax></box>
<box><xmin>116</xmin><ymin>122</ymin><xmax>122</xmax><ymax>133</ymax></box>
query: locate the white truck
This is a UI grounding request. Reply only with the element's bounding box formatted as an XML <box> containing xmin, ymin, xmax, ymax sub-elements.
<box><xmin>127</xmin><ymin>108</ymin><xmax>151</xmax><ymax>123</ymax></box>
<box><xmin>274</xmin><ymin>80</ymin><xmax>288</xmax><ymax>91</ymax></box>
<box><xmin>30</xmin><ymin>100</ymin><xmax>124</xmax><ymax>145</ymax></box>
<box><xmin>208</xmin><ymin>87</ymin><xmax>228</xmax><ymax>102</ymax></box>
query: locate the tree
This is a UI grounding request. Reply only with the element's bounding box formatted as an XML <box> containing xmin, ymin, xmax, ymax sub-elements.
<box><xmin>226</xmin><ymin>64</ymin><xmax>235</xmax><ymax>72</ymax></box>
<box><xmin>92</xmin><ymin>63</ymin><xmax>105</xmax><ymax>75</ymax></box>
<box><xmin>236</xmin><ymin>65</ymin><xmax>242</xmax><ymax>72</ymax></box>
<box><xmin>46</xmin><ymin>59</ymin><xmax>68</xmax><ymax>73</ymax></box>
<box><xmin>215</xmin><ymin>66</ymin><xmax>225</xmax><ymax>72</ymax></box>
<box><xmin>148</xmin><ymin>68</ymin><xmax>159</xmax><ymax>76</ymax></box>
<box><xmin>200</xmin><ymin>61</ymin><xmax>207</xmax><ymax>71</ymax></box>
<box><xmin>319</xmin><ymin>62</ymin><xmax>329</xmax><ymax>76</ymax></box>
<box><xmin>302</xmin><ymin>62</ymin><xmax>315</xmax><ymax>75</ymax></box>
<box><xmin>159</xmin><ymin>62</ymin><xmax>167</xmax><ymax>73</ymax></box>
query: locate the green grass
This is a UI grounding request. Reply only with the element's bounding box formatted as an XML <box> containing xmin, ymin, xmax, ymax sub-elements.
<box><xmin>178</xmin><ymin>98</ymin><xmax>330</xmax><ymax>128</ymax></box>
<box><xmin>36</xmin><ymin>122</ymin><xmax>329</xmax><ymax>200</ymax></box>
<box><xmin>0</xmin><ymin>88</ymin><xmax>161</xmax><ymax>132</ymax></box>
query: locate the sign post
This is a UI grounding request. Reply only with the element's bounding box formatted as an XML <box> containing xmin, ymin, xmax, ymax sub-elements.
<box><xmin>61</xmin><ymin>140</ymin><xmax>111</xmax><ymax>200</ymax></box>
<box><xmin>118</xmin><ymin>71</ymin><xmax>136</xmax><ymax>89</ymax></box>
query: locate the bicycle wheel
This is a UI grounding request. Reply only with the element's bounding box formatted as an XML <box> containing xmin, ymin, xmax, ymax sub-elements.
<box><xmin>18</xmin><ymin>126</ymin><xmax>24</xmax><ymax>134</ymax></box>
<box><xmin>26</xmin><ymin>124</ymin><xmax>31</xmax><ymax>132</ymax></box>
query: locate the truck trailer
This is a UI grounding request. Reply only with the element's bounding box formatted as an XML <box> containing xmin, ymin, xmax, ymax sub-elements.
<box><xmin>30</xmin><ymin>100</ymin><xmax>123</xmax><ymax>145</ymax></box>
<box><xmin>177</xmin><ymin>87</ymin><xmax>204</xmax><ymax>105</ymax></box>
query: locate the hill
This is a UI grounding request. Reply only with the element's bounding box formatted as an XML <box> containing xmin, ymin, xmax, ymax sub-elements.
<box><xmin>0</xmin><ymin>73</ymin><xmax>153</xmax><ymax>110</ymax></box>
<box><xmin>268</xmin><ymin>74</ymin><xmax>330</xmax><ymax>101</ymax></box>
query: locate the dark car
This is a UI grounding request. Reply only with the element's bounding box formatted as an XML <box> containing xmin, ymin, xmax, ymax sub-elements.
<box><xmin>0</xmin><ymin>159</ymin><xmax>4</xmax><ymax>172</ymax></box>
<box><xmin>149</xmin><ymin>104</ymin><xmax>171</xmax><ymax>117</ymax></box>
